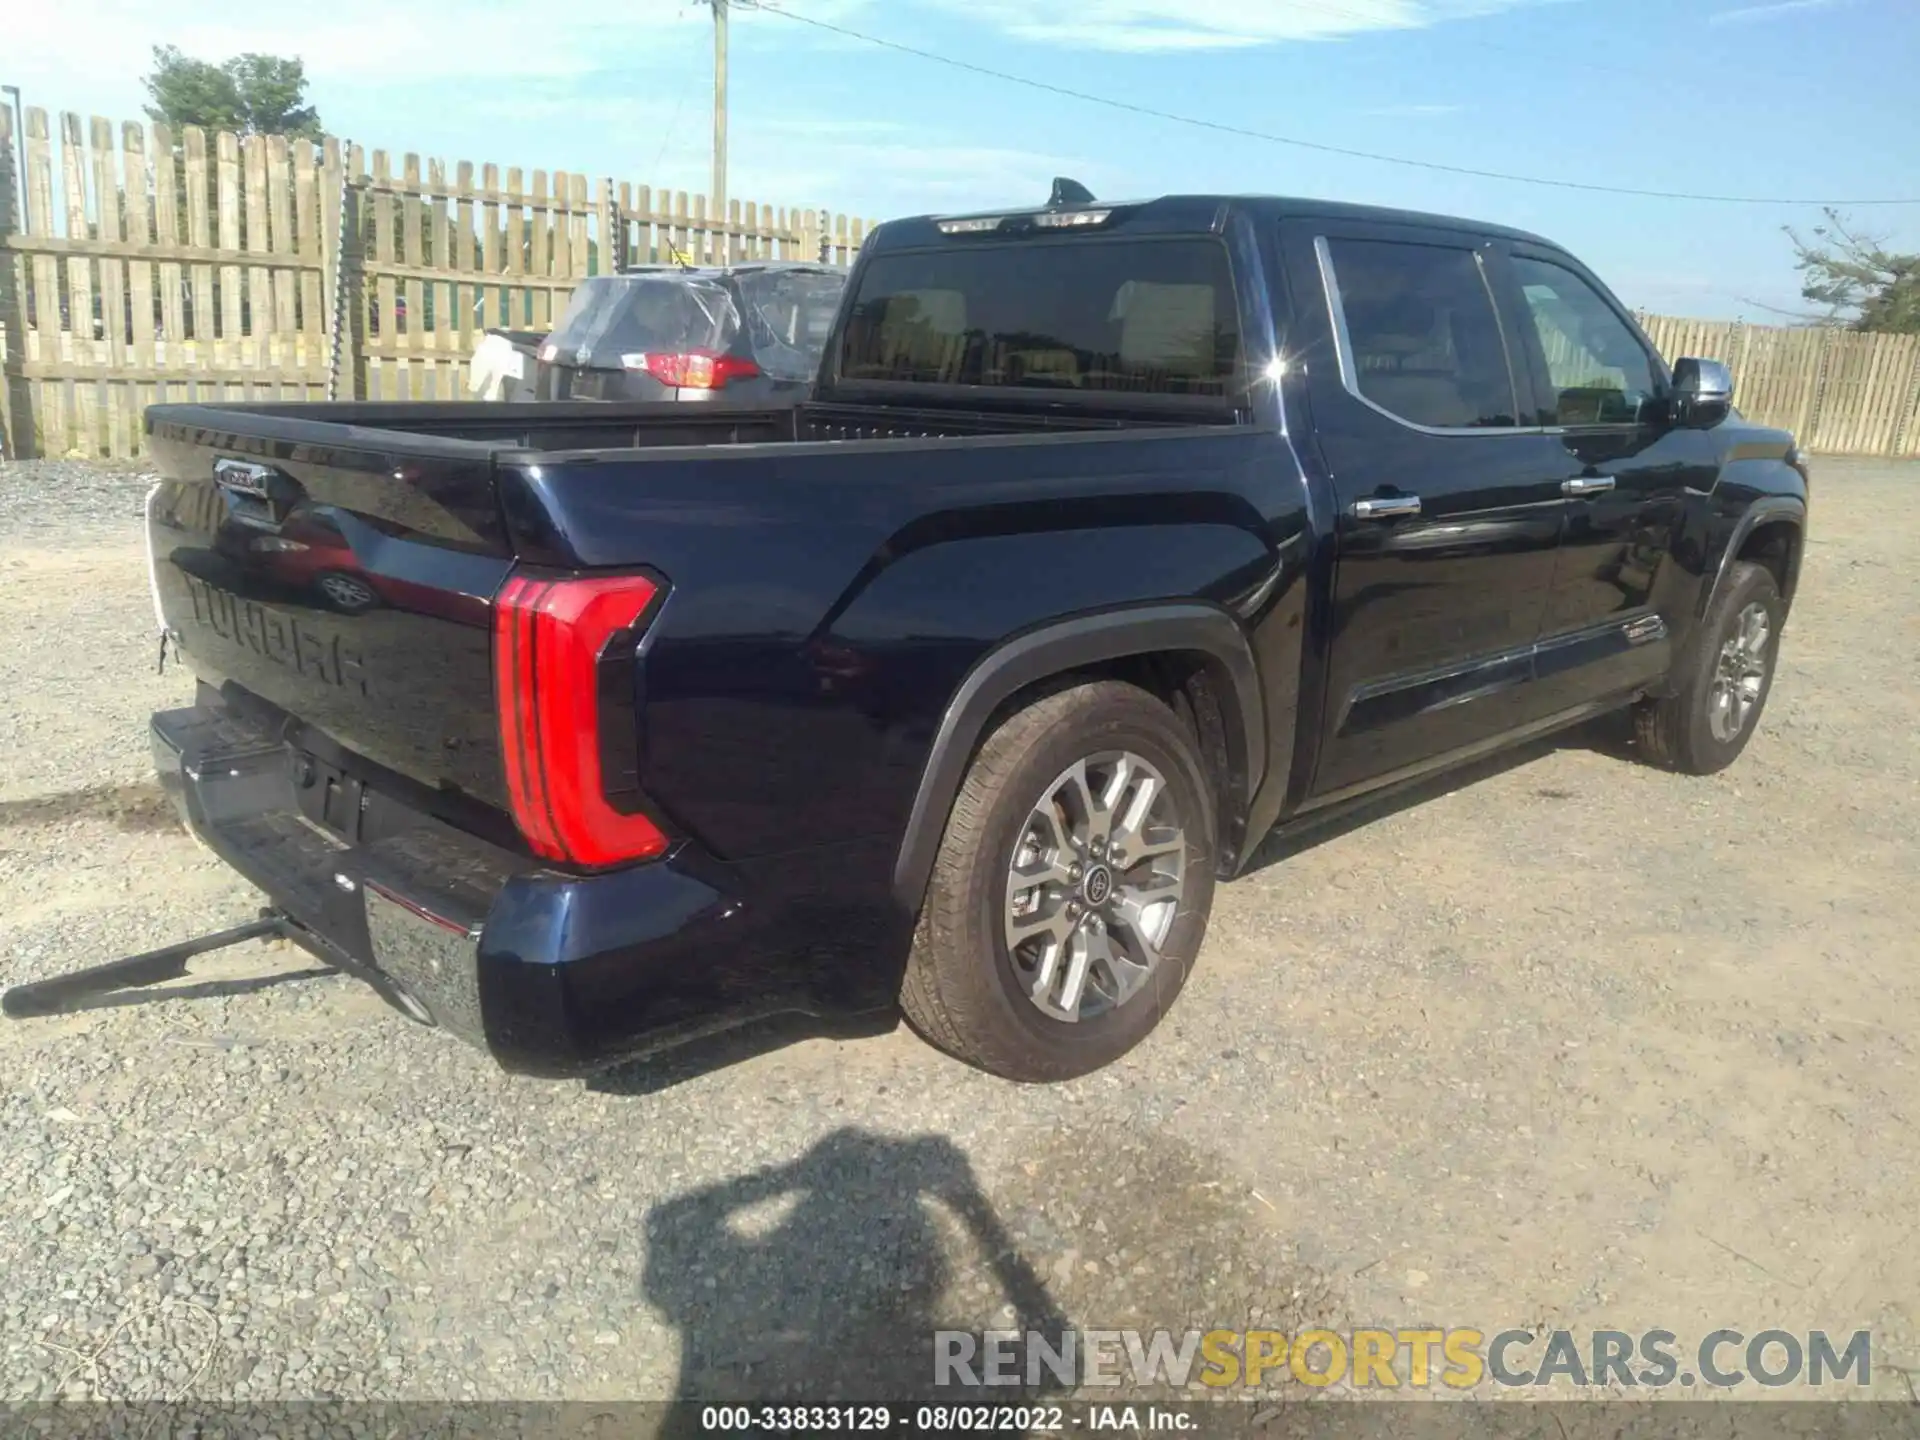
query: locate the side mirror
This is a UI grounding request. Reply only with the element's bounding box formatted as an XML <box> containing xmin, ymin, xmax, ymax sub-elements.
<box><xmin>1671</xmin><ymin>356</ymin><xmax>1734</xmax><ymax>428</ymax></box>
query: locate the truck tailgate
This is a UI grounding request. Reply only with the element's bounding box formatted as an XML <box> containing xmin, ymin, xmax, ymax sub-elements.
<box><xmin>145</xmin><ymin>418</ymin><xmax>516</xmax><ymax>814</ymax></box>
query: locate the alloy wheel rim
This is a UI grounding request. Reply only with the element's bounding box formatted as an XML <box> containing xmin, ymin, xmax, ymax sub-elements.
<box><xmin>322</xmin><ymin>575</ymin><xmax>372</xmax><ymax>608</ymax></box>
<box><xmin>1003</xmin><ymin>750</ymin><xmax>1187</xmax><ymax>1023</ymax></box>
<box><xmin>1708</xmin><ymin>601</ymin><xmax>1772</xmax><ymax>743</ymax></box>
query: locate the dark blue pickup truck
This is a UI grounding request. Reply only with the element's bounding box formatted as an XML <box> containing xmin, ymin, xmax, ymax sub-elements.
<box><xmin>132</xmin><ymin>185</ymin><xmax>1809</xmax><ymax>1081</ymax></box>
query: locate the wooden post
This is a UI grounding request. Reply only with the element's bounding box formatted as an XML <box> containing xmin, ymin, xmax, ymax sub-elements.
<box><xmin>122</xmin><ymin>121</ymin><xmax>156</xmax><ymax>400</ymax></box>
<box><xmin>550</xmin><ymin>169</ymin><xmax>571</xmax><ymax>292</ymax></box>
<box><xmin>455</xmin><ymin>160</ymin><xmax>476</xmax><ymax>347</ymax></box>
<box><xmin>1797</xmin><ymin>327</ymin><xmax>1836</xmax><ymax>449</ymax></box>
<box><xmin>266</xmin><ymin>134</ymin><xmax>298</xmax><ymax>382</ymax></box>
<box><xmin>0</xmin><ymin>103</ymin><xmax>34</xmax><ymax>456</ymax></box>
<box><xmin>1890</xmin><ymin>335</ymin><xmax>1920</xmax><ymax>458</ymax></box>
<box><xmin>151</xmin><ymin>124</ymin><xmax>184</xmax><ymax>353</ymax></box>
<box><xmin>569</xmin><ymin>173</ymin><xmax>589</xmax><ymax>282</ymax></box>
<box><xmin>402</xmin><ymin>153</ymin><xmax>425</xmax><ymax>396</ymax></box>
<box><xmin>25</xmin><ymin>110</ymin><xmax>65</xmax><ymax>450</ymax></box>
<box><xmin>183</xmin><ymin>127</ymin><xmax>212</xmax><ymax>356</ymax></box>
<box><xmin>90</xmin><ymin>116</ymin><xmax>129</xmax><ymax>455</ymax></box>
<box><xmin>242</xmin><ymin>133</ymin><xmax>272</xmax><ymax>381</ymax></box>
<box><xmin>371</xmin><ymin>150</ymin><xmax>396</xmax><ymax>397</ymax></box>
<box><xmin>319</xmin><ymin>137</ymin><xmax>342</xmax><ymax>398</ymax></box>
<box><xmin>294</xmin><ymin>136</ymin><xmax>322</xmax><ymax>387</ymax></box>
<box><xmin>529</xmin><ymin>169</ymin><xmax>550</xmax><ymax>330</ymax></box>
<box><xmin>505</xmin><ymin>166</ymin><xmax>525</xmax><ymax>327</ymax></box>
<box><xmin>61</xmin><ymin>113</ymin><xmax>99</xmax><ymax>454</ymax></box>
<box><xmin>480</xmin><ymin>163</ymin><xmax>501</xmax><ymax>331</ymax></box>
<box><xmin>345</xmin><ymin>144</ymin><xmax>368</xmax><ymax>401</ymax></box>
<box><xmin>430</xmin><ymin>158</ymin><xmax>453</xmax><ymax>377</ymax></box>
<box><xmin>597</xmin><ymin>177</ymin><xmax>615</xmax><ymax>275</ymax></box>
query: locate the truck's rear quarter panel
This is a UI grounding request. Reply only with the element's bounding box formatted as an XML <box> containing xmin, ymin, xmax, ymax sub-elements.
<box><xmin>505</xmin><ymin>426</ymin><xmax>1285</xmax><ymax>864</ymax></box>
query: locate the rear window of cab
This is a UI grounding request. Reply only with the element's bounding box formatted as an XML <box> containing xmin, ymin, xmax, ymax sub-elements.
<box><xmin>836</xmin><ymin>238</ymin><xmax>1242</xmax><ymax>400</ymax></box>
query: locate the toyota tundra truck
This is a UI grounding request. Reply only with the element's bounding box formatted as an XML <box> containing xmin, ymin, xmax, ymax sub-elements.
<box><xmin>134</xmin><ymin>185</ymin><xmax>1809</xmax><ymax>1081</ymax></box>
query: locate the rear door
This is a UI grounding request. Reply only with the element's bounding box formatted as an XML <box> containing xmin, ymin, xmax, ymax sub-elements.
<box><xmin>1280</xmin><ymin>220</ymin><xmax>1571</xmax><ymax>799</ymax></box>
<box><xmin>1499</xmin><ymin>247</ymin><xmax>1719</xmax><ymax>713</ymax></box>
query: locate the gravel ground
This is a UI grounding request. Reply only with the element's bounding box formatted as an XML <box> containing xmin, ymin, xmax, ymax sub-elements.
<box><xmin>1</xmin><ymin>456</ymin><xmax>1916</xmax><ymax>1407</ymax></box>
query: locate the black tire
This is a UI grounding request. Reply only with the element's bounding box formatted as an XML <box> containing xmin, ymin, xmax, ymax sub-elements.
<box><xmin>1634</xmin><ymin>560</ymin><xmax>1784</xmax><ymax>775</ymax></box>
<box><xmin>900</xmin><ymin>679</ymin><xmax>1218</xmax><ymax>1082</ymax></box>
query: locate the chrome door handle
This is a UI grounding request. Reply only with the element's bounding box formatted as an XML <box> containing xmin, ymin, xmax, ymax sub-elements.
<box><xmin>1562</xmin><ymin>475</ymin><xmax>1616</xmax><ymax>495</ymax></box>
<box><xmin>1351</xmin><ymin>494</ymin><xmax>1422</xmax><ymax>520</ymax></box>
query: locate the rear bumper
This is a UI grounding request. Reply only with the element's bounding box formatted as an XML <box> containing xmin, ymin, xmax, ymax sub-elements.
<box><xmin>152</xmin><ymin>700</ymin><xmax>859</xmax><ymax>1076</ymax></box>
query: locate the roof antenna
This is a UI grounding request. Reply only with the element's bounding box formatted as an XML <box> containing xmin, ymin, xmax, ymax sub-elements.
<box><xmin>1048</xmin><ymin>177</ymin><xmax>1096</xmax><ymax>208</ymax></box>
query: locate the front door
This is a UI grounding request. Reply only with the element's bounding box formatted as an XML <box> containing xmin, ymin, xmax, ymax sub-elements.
<box><xmin>1500</xmin><ymin>248</ymin><xmax>1721</xmax><ymax>714</ymax></box>
<box><xmin>1280</xmin><ymin>222</ymin><xmax>1572</xmax><ymax>800</ymax></box>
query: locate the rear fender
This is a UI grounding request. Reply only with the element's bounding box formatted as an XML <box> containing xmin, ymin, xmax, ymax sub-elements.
<box><xmin>890</xmin><ymin>603</ymin><xmax>1264</xmax><ymax>915</ymax></box>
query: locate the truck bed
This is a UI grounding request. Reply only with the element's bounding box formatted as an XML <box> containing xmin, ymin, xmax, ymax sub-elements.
<box><xmin>161</xmin><ymin>394</ymin><xmax>1227</xmax><ymax>455</ymax></box>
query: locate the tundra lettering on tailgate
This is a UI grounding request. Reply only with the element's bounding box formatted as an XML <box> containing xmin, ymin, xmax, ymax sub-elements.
<box><xmin>183</xmin><ymin>574</ymin><xmax>370</xmax><ymax>695</ymax></box>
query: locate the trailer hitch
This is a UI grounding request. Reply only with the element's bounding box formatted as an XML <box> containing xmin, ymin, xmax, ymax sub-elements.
<box><xmin>3</xmin><ymin>910</ymin><xmax>291</xmax><ymax>1018</ymax></box>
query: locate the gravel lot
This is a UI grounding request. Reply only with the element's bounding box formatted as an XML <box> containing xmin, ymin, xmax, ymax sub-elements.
<box><xmin>1</xmin><ymin>456</ymin><xmax>1916</xmax><ymax>1408</ymax></box>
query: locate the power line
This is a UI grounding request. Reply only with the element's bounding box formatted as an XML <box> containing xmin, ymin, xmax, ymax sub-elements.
<box><xmin>748</xmin><ymin>0</ymin><xmax>1920</xmax><ymax>207</ymax></box>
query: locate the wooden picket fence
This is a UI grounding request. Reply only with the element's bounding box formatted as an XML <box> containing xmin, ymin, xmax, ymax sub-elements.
<box><xmin>0</xmin><ymin>105</ymin><xmax>875</xmax><ymax>458</ymax></box>
<box><xmin>5</xmin><ymin>104</ymin><xmax>1920</xmax><ymax>459</ymax></box>
<box><xmin>1636</xmin><ymin>315</ymin><xmax>1920</xmax><ymax>458</ymax></box>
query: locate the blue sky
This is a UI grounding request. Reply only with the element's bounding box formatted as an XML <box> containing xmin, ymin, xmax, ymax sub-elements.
<box><xmin>14</xmin><ymin>0</ymin><xmax>1919</xmax><ymax>319</ymax></box>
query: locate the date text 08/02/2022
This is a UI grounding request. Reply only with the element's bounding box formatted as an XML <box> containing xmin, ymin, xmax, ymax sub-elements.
<box><xmin>697</xmin><ymin>1406</ymin><xmax>1176</xmax><ymax>1433</ymax></box>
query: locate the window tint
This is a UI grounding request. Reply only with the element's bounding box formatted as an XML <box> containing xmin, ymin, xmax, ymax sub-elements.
<box><xmin>1511</xmin><ymin>256</ymin><xmax>1658</xmax><ymax>426</ymax></box>
<box><xmin>1325</xmin><ymin>238</ymin><xmax>1517</xmax><ymax>430</ymax></box>
<box><xmin>838</xmin><ymin>239</ymin><xmax>1241</xmax><ymax>399</ymax></box>
<box><xmin>735</xmin><ymin>269</ymin><xmax>847</xmax><ymax>381</ymax></box>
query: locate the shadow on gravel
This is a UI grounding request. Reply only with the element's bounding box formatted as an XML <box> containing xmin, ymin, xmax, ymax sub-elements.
<box><xmin>0</xmin><ymin>780</ymin><xmax>179</xmax><ymax>833</ymax></box>
<box><xmin>642</xmin><ymin>1128</ymin><xmax>1070</xmax><ymax>1428</ymax></box>
<box><xmin>641</xmin><ymin>1126</ymin><xmax>1332</xmax><ymax>1425</ymax></box>
<box><xmin>26</xmin><ymin>966</ymin><xmax>338</xmax><ymax>1015</ymax></box>
<box><xmin>1243</xmin><ymin>712</ymin><xmax>1638</xmax><ymax>877</ymax></box>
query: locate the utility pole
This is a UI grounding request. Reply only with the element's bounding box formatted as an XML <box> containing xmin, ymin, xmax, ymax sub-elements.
<box><xmin>711</xmin><ymin>0</ymin><xmax>728</xmax><ymax>261</ymax></box>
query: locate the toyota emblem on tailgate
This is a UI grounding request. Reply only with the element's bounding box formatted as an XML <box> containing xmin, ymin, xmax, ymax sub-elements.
<box><xmin>212</xmin><ymin>458</ymin><xmax>274</xmax><ymax>497</ymax></box>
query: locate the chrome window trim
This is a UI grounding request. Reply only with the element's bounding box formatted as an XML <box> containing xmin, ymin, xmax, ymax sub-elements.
<box><xmin>1313</xmin><ymin>234</ymin><xmax>1546</xmax><ymax>439</ymax></box>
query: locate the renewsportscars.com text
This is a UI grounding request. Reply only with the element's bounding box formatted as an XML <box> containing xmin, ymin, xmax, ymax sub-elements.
<box><xmin>934</xmin><ymin>1328</ymin><xmax>1873</xmax><ymax>1391</ymax></box>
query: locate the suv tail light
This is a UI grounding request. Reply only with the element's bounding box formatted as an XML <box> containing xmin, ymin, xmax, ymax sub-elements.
<box><xmin>493</xmin><ymin>572</ymin><xmax>669</xmax><ymax>868</ymax></box>
<box><xmin>619</xmin><ymin>350</ymin><xmax>761</xmax><ymax>390</ymax></box>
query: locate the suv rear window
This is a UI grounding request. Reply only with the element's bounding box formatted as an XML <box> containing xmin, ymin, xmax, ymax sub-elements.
<box><xmin>837</xmin><ymin>238</ymin><xmax>1242</xmax><ymax>399</ymax></box>
<box><xmin>548</xmin><ymin>276</ymin><xmax>733</xmax><ymax>368</ymax></box>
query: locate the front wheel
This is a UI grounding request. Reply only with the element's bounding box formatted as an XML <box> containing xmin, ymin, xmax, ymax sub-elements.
<box><xmin>900</xmin><ymin>680</ymin><xmax>1217</xmax><ymax>1082</ymax></box>
<box><xmin>1634</xmin><ymin>560</ymin><xmax>1784</xmax><ymax>774</ymax></box>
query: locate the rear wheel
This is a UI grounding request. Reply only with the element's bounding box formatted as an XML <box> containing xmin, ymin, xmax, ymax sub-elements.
<box><xmin>1634</xmin><ymin>560</ymin><xmax>1783</xmax><ymax>774</ymax></box>
<box><xmin>900</xmin><ymin>680</ymin><xmax>1217</xmax><ymax>1081</ymax></box>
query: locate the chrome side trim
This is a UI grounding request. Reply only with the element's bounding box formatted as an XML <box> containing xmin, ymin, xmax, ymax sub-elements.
<box><xmin>1313</xmin><ymin>234</ymin><xmax>1546</xmax><ymax>440</ymax></box>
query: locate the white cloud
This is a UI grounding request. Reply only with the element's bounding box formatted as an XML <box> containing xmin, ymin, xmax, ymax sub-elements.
<box><xmin>1708</xmin><ymin>0</ymin><xmax>1843</xmax><ymax>23</ymax></box>
<box><xmin>918</xmin><ymin>0</ymin><xmax>1558</xmax><ymax>53</ymax></box>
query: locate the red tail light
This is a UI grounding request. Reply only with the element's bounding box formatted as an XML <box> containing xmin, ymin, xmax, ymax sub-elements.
<box><xmin>493</xmin><ymin>572</ymin><xmax>669</xmax><ymax>867</ymax></box>
<box><xmin>622</xmin><ymin>350</ymin><xmax>761</xmax><ymax>390</ymax></box>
